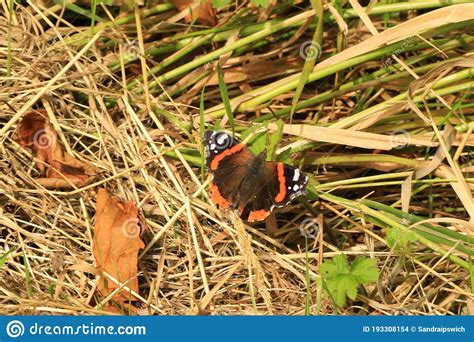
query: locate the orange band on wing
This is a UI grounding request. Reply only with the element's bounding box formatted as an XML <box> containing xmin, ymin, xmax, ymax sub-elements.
<box><xmin>274</xmin><ymin>162</ymin><xmax>286</xmax><ymax>203</ymax></box>
<box><xmin>210</xmin><ymin>182</ymin><xmax>230</xmax><ymax>209</ymax></box>
<box><xmin>210</xmin><ymin>143</ymin><xmax>243</xmax><ymax>170</ymax></box>
<box><xmin>248</xmin><ymin>209</ymin><xmax>271</xmax><ymax>222</ymax></box>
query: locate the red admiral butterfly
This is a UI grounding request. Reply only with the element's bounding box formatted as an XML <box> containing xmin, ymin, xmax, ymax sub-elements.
<box><xmin>205</xmin><ymin>130</ymin><xmax>308</xmax><ymax>222</ymax></box>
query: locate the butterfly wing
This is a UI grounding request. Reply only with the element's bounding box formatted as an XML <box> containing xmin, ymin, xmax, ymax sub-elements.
<box><xmin>204</xmin><ymin>131</ymin><xmax>255</xmax><ymax>209</ymax></box>
<box><xmin>271</xmin><ymin>162</ymin><xmax>309</xmax><ymax>207</ymax></box>
<box><xmin>240</xmin><ymin>161</ymin><xmax>308</xmax><ymax>222</ymax></box>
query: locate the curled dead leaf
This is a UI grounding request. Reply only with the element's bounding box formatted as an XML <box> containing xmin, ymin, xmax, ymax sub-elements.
<box><xmin>14</xmin><ymin>109</ymin><xmax>96</xmax><ymax>189</ymax></box>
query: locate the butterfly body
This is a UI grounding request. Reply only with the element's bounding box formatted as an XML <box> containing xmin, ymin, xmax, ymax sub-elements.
<box><xmin>204</xmin><ymin>131</ymin><xmax>308</xmax><ymax>222</ymax></box>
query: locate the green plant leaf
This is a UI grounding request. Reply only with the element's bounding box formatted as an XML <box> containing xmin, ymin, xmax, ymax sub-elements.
<box><xmin>267</xmin><ymin>119</ymin><xmax>284</xmax><ymax>160</ymax></box>
<box><xmin>243</xmin><ymin>120</ymin><xmax>284</xmax><ymax>158</ymax></box>
<box><xmin>320</xmin><ymin>254</ymin><xmax>379</xmax><ymax>307</ymax></box>
<box><xmin>240</xmin><ymin>125</ymin><xmax>266</xmax><ymax>155</ymax></box>
<box><xmin>351</xmin><ymin>256</ymin><xmax>380</xmax><ymax>284</ymax></box>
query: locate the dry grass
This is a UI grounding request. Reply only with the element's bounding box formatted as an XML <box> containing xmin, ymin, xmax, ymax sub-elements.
<box><xmin>0</xmin><ymin>1</ymin><xmax>473</xmax><ymax>315</ymax></box>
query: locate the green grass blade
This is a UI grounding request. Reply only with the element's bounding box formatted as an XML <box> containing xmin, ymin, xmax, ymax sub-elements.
<box><xmin>54</xmin><ymin>1</ymin><xmax>106</xmax><ymax>23</ymax></box>
<box><xmin>91</xmin><ymin>0</ymin><xmax>98</xmax><ymax>29</ymax></box>
<box><xmin>23</xmin><ymin>252</ymin><xmax>33</xmax><ymax>298</ymax></box>
<box><xmin>290</xmin><ymin>0</ymin><xmax>324</xmax><ymax>122</ymax></box>
<box><xmin>268</xmin><ymin>120</ymin><xmax>284</xmax><ymax>160</ymax></box>
<box><xmin>217</xmin><ymin>63</ymin><xmax>235</xmax><ymax>135</ymax></box>
<box><xmin>0</xmin><ymin>247</ymin><xmax>16</xmax><ymax>268</ymax></box>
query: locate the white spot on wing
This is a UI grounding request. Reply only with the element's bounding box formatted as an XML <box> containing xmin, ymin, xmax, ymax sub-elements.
<box><xmin>293</xmin><ymin>169</ymin><xmax>300</xmax><ymax>181</ymax></box>
<box><xmin>210</xmin><ymin>143</ymin><xmax>216</xmax><ymax>150</ymax></box>
<box><xmin>293</xmin><ymin>184</ymin><xmax>299</xmax><ymax>191</ymax></box>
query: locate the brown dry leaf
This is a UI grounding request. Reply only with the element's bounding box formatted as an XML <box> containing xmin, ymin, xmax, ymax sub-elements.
<box><xmin>207</xmin><ymin>59</ymin><xmax>302</xmax><ymax>85</ymax></box>
<box><xmin>14</xmin><ymin>109</ymin><xmax>95</xmax><ymax>189</ymax></box>
<box><xmin>402</xmin><ymin>125</ymin><xmax>455</xmax><ymax>212</ymax></box>
<box><xmin>171</xmin><ymin>0</ymin><xmax>217</xmax><ymax>26</ymax></box>
<box><xmin>92</xmin><ymin>188</ymin><xmax>145</xmax><ymax>302</ymax></box>
<box><xmin>400</xmin><ymin>172</ymin><xmax>414</xmax><ymax>213</ymax></box>
<box><xmin>415</xmin><ymin>124</ymin><xmax>455</xmax><ymax>180</ymax></box>
<box><xmin>435</xmin><ymin>164</ymin><xmax>474</xmax><ymax>220</ymax></box>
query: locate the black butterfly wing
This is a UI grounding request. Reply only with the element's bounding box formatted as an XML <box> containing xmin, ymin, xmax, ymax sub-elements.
<box><xmin>240</xmin><ymin>161</ymin><xmax>308</xmax><ymax>222</ymax></box>
<box><xmin>272</xmin><ymin>162</ymin><xmax>309</xmax><ymax>207</ymax></box>
<box><xmin>204</xmin><ymin>131</ymin><xmax>255</xmax><ymax>209</ymax></box>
